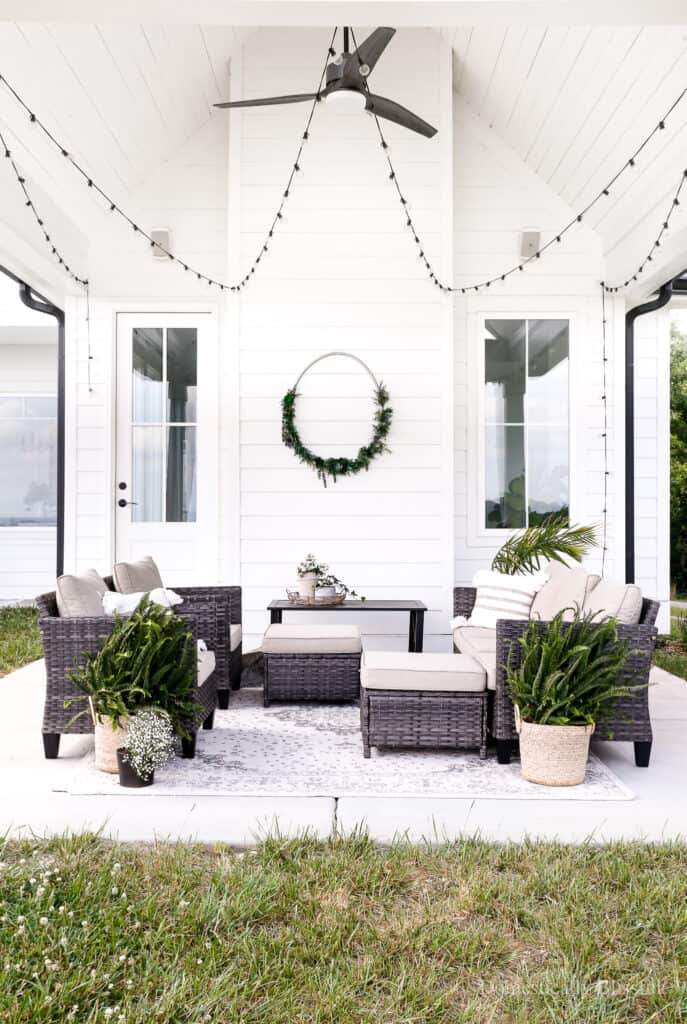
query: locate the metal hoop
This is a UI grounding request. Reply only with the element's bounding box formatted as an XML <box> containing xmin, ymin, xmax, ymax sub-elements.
<box><xmin>293</xmin><ymin>351</ymin><xmax>380</xmax><ymax>391</ymax></box>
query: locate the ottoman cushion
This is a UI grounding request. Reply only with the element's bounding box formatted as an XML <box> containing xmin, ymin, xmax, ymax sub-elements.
<box><xmin>362</xmin><ymin>651</ymin><xmax>486</xmax><ymax>692</ymax></box>
<box><xmin>263</xmin><ymin>623</ymin><xmax>362</xmax><ymax>655</ymax></box>
<box><xmin>452</xmin><ymin>626</ymin><xmax>497</xmax><ymax>690</ymax></box>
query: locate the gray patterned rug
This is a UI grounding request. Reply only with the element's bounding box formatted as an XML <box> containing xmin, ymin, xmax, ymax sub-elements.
<box><xmin>61</xmin><ymin>688</ymin><xmax>633</xmax><ymax>800</ymax></box>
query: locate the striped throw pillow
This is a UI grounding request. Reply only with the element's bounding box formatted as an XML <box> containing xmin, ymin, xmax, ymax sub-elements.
<box><xmin>468</xmin><ymin>570</ymin><xmax>549</xmax><ymax>630</ymax></box>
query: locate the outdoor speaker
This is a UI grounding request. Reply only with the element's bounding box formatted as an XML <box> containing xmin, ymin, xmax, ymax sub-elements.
<box><xmin>150</xmin><ymin>227</ymin><xmax>172</xmax><ymax>261</ymax></box>
<box><xmin>521</xmin><ymin>230</ymin><xmax>540</xmax><ymax>258</ymax></box>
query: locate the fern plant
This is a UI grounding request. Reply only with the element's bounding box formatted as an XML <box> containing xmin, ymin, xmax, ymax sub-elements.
<box><xmin>68</xmin><ymin>597</ymin><xmax>197</xmax><ymax>736</ymax></box>
<box><xmin>506</xmin><ymin>609</ymin><xmax>642</xmax><ymax>726</ymax></box>
<box><xmin>491</xmin><ymin>514</ymin><xmax>598</xmax><ymax>575</ymax></box>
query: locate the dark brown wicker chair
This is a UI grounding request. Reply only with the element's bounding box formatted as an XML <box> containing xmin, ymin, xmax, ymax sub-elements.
<box><xmin>453</xmin><ymin>587</ymin><xmax>659</xmax><ymax>767</ymax></box>
<box><xmin>170</xmin><ymin>585</ymin><xmax>242</xmax><ymax>707</ymax></box>
<box><xmin>36</xmin><ymin>589</ymin><xmax>218</xmax><ymax>760</ymax></box>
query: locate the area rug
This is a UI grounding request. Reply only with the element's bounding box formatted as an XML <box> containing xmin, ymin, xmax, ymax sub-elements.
<box><xmin>60</xmin><ymin>688</ymin><xmax>633</xmax><ymax>801</ymax></box>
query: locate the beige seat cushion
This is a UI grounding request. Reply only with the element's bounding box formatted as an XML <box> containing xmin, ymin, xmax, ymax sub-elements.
<box><xmin>198</xmin><ymin>647</ymin><xmax>216</xmax><ymax>687</ymax></box>
<box><xmin>530</xmin><ymin>561</ymin><xmax>600</xmax><ymax>622</ymax></box>
<box><xmin>452</xmin><ymin>626</ymin><xmax>497</xmax><ymax>690</ymax></box>
<box><xmin>582</xmin><ymin>578</ymin><xmax>643</xmax><ymax>625</ymax></box>
<box><xmin>230</xmin><ymin>624</ymin><xmax>242</xmax><ymax>651</ymax></box>
<box><xmin>56</xmin><ymin>569</ymin><xmax>108</xmax><ymax>618</ymax></box>
<box><xmin>362</xmin><ymin>651</ymin><xmax>486</xmax><ymax>693</ymax></box>
<box><xmin>263</xmin><ymin>623</ymin><xmax>362</xmax><ymax>655</ymax></box>
<box><xmin>113</xmin><ymin>555</ymin><xmax>163</xmax><ymax>595</ymax></box>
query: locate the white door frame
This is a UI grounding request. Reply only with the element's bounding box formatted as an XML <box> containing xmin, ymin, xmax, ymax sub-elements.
<box><xmin>113</xmin><ymin>305</ymin><xmax>220</xmax><ymax>584</ymax></box>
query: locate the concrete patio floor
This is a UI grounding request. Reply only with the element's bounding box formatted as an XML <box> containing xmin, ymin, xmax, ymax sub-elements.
<box><xmin>1</xmin><ymin>659</ymin><xmax>685</xmax><ymax>845</ymax></box>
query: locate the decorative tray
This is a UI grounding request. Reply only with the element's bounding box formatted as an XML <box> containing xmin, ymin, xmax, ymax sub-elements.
<box><xmin>286</xmin><ymin>593</ymin><xmax>346</xmax><ymax>607</ymax></box>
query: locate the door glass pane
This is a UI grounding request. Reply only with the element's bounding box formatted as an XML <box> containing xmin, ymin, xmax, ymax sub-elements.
<box><xmin>0</xmin><ymin>396</ymin><xmax>23</xmax><ymax>417</ymax></box>
<box><xmin>528</xmin><ymin>320</ymin><xmax>569</xmax><ymax>424</ymax></box>
<box><xmin>132</xmin><ymin>426</ymin><xmax>163</xmax><ymax>522</ymax></box>
<box><xmin>485</xmin><ymin>424</ymin><xmax>525</xmax><ymax>529</ymax></box>
<box><xmin>528</xmin><ymin>426</ymin><xmax>569</xmax><ymax>525</ymax></box>
<box><xmin>132</xmin><ymin>328</ymin><xmax>163</xmax><ymax>423</ymax></box>
<box><xmin>485</xmin><ymin>319</ymin><xmax>525</xmax><ymax>423</ymax></box>
<box><xmin>166</xmin><ymin>426</ymin><xmax>196</xmax><ymax>522</ymax></box>
<box><xmin>167</xmin><ymin>329</ymin><xmax>197</xmax><ymax>423</ymax></box>
<box><xmin>24</xmin><ymin>396</ymin><xmax>57</xmax><ymax>418</ymax></box>
<box><xmin>0</xmin><ymin>418</ymin><xmax>57</xmax><ymax>525</ymax></box>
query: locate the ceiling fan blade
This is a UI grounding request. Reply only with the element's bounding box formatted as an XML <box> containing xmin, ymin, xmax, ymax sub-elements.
<box><xmin>214</xmin><ymin>93</ymin><xmax>319</xmax><ymax>109</ymax></box>
<box><xmin>364</xmin><ymin>93</ymin><xmax>437</xmax><ymax>138</ymax></box>
<box><xmin>352</xmin><ymin>27</ymin><xmax>396</xmax><ymax>72</ymax></box>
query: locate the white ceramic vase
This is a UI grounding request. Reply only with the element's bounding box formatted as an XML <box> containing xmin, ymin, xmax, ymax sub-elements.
<box><xmin>296</xmin><ymin>572</ymin><xmax>318</xmax><ymax>599</ymax></box>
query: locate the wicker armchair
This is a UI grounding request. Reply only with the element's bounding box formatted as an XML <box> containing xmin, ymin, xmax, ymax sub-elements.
<box><xmin>453</xmin><ymin>587</ymin><xmax>659</xmax><ymax>767</ymax></box>
<box><xmin>170</xmin><ymin>585</ymin><xmax>242</xmax><ymax>708</ymax></box>
<box><xmin>36</xmin><ymin>590</ymin><xmax>217</xmax><ymax>760</ymax></box>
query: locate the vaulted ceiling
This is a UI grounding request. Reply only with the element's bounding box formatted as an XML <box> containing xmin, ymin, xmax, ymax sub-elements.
<box><xmin>0</xmin><ymin>17</ymin><xmax>685</xmax><ymax>298</ymax></box>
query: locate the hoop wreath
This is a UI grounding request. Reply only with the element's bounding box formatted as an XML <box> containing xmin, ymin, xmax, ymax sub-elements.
<box><xmin>281</xmin><ymin>352</ymin><xmax>393</xmax><ymax>486</ymax></box>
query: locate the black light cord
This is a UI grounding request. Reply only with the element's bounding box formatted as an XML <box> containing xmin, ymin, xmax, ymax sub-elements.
<box><xmin>0</xmin><ymin>25</ymin><xmax>337</xmax><ymax>293</ymax></box>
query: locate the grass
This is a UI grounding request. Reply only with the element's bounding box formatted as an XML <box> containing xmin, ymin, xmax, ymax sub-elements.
<box><xmin>0</xmin><ymin>605</ymin><xmax>41</xmax><ymax>677</ymax></box>
<box><xmin>653</xmin><ymin>604</ymin><xmax>687</xmax><ymax>680</ymax></box>
<box><xmin>0</xmin><ymin>834</ymin><xmax>686</xmax><ymax>1023</ymax></box>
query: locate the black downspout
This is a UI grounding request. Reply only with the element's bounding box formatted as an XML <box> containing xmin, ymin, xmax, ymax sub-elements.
<box><xmin>18</xmin><ymin>284</ymin><xmax>65</xmax><ymax>578</ymax></box>
<box><xmin>625</xmin><ymin>281</ymin><xmax>673</xmax><ymax>584</ymax></box>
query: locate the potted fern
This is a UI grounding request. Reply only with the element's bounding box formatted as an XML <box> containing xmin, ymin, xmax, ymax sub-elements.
<box><xmin>492</xmin><ymin>514</ymin><xmax>598</xmax><ymax>575</ymax></box>
<box><xmin>506</xmin><ymin>609</ymin><xmax>641</xmax><ymax>786</ymax></box>
<box><xmin>69</xmin><ymin>597</ymin><xmax>197</xmax><ymax>773</ymax></box>
<box><xmin>116</xmin><ymin>708</ymin><xmax>175</xmax><ymax>788</ymax></box>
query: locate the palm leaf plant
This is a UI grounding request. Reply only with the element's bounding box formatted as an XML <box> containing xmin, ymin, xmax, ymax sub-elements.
<box><xmin>491</xmin><ymin>514</ymin><xmax>599</xmax><ymax>575</ymax></box>
<box><xmin>506</xmin><ymin>609</ymin><xmax>642</xmax><ymax>727</ymax></box>
<box><xmin>68</xmin><ymin>597</ymin><xmax>197</xmax><ymax>737</ymax></box>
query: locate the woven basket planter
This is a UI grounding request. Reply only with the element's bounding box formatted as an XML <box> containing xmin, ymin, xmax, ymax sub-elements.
<box><xmin>515</xmin><ymin>707</ymin><xmax>594</xmax><ymax>787</ymax></box>
<box><xmin>92</xmin><ymin>711</ymin><xmax>128</xmax><ymax>774</ymax></box>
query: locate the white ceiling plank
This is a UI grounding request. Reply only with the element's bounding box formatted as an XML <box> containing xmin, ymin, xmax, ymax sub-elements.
<box><xmin>139</xmin><ymin>23</ymin><xmax>202</xmax><ymax>141</ymax></box>
<box><xmin>534</xmin><ymin>27</ymin><xmax>640</xmax><ymax>184</ymax></box>
<box><xmin>557</xmin><ymin>29</ymin><xmax>687</xmax><ymax>206</ymax></box>
<box><xmin>455</xmin><ymin>25</ymin><xmax>508</xmax><ymax>110</ymax></box>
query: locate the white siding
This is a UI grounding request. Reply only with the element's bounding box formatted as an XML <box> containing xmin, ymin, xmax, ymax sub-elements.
<box><xmin>232</xmin><ymin>28</ymin><xmax>454</xmax><ymax>650</ymax></box>
<box><xmin>633</xmin><ymin>308</ymin><xmax>671</xmax><ymax>632</ymax></box>
<box><xmin>452</xmin><ymin>97</ymin><xmax>624</xmax><ymax>586</ymax></box>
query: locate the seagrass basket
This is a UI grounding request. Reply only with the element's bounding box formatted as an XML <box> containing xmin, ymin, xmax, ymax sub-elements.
<box><xmin>91</xmin><ymin>704</ymin><xmax>128</xmax><ymax>774</ymax></box>
<box><xmin>515</xmin><ymin>706</ymin><xmax>594</xmax><ymax>787</ymax></box>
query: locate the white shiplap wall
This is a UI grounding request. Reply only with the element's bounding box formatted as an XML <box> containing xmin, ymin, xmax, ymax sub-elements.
<box><xmin>232</xmin><ymin>28</ymin><xmax>454</xmax><ymax>650</ymax></box>
<box><xmin>451</xmin><ymin>98</ymin><xmax>625</xmax><ymax>586</ymax></box>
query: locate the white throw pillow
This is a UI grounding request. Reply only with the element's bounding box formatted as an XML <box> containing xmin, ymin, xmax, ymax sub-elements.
<box><xmin>466</xmin><ymin>570</ymin><xmax>549</xmax><ymax>630</ymax></box>
<box><xmin>102</xmin><ymin>587</ymin><xmax>182</xmax><ymax>616</ymax></box>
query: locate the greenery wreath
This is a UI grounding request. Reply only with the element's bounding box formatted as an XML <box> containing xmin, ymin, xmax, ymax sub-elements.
<box><xmin>281</xmin><ymin>352</ymin><xmax>393</xmax><ymax>487</ymax></box>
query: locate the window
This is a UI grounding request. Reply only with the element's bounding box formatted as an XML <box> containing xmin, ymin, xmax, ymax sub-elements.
<box><xmin>131</xmin><ymin>326</ymin><xmax>197</xmax><ymax>523</ymax></box>
<box><xmin>0</xmin><ymin>394</ymin><xmax>57</xmax><ymax>526</ymax></box>
<box><xmin>484</xmin><ymin>318</ymin><xmax>569</xmax><ymax>529</ymax></box>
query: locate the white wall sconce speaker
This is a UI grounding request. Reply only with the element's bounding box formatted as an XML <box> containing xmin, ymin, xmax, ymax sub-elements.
<box><xmin>150</xmin><ymin>227</ymin><xmax>172</xmax><ymax>261</ymax></box>
<box><xmin>521</xmin><ymin>230</ymin><xmax>540</xmax><ymax>258</ymax></box>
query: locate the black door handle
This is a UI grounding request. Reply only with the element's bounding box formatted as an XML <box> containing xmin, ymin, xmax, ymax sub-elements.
<box><xmin>117</xmin><ymin>498</ymin><xmax>138</xmax><ymax>508</ymax></box>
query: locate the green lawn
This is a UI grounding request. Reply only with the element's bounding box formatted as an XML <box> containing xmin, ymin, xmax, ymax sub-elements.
<box><xmin>0</xmin><ymin>605</ymin><xmax>41</xmax><ymax>677</ymax></box>
<box><xmin>0</xmin><ymin>835</ymin><xmax>686</xmax><ymax>1023</ymax></box>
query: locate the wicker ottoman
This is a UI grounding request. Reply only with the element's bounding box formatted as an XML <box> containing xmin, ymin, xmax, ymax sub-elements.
<box><xmin>262</xmin><ymin>624</ymin><xmax>362</xmax><ymax>705</ymax></box>
<box><xmin>360</xmin><ymin>651</ymin><xmax>488</xmax><ymax>759</ymax></box>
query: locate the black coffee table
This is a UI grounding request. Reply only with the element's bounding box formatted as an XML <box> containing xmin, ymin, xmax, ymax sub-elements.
<box><xmin>267</xmin><ymin>599</ymin><xmax>427</xmax><ymax>652</ymax></box>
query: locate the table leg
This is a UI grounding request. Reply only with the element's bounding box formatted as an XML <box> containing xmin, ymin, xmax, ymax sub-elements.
<box><xmin>270</xmin><ymin>608</ymin><xmax>283</xmax><ymax>624</ymax></box>
<box><xmin>409</xmin><ymin>610</ymin><xmax>423</xmax><ymax>651</ymax></box>
<box><xmin>408</xmin><ymin>611</ymin><xmax>416</xmax><ymax>652</ymax></box>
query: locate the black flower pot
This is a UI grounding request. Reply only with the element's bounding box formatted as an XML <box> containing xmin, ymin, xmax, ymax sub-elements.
<box><xmin>116</xmin><ymin>748</ymin><xmax>154</xmax><ymax>788</ymax></box>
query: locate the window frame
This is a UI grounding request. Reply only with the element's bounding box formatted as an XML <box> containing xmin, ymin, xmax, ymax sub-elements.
<box><xmin>0</xmin><ymin>389</ymin><xmax>58</xmax><ymax>528</ymax></box>
<box><xmin>466</xmin><ymin>309</ymin><xmax>576</xmax><ymax>549</ymax></box>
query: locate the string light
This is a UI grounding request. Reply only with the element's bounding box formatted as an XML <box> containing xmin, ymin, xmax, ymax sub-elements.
<box><xmin>599</xmin><ymin>285</ymin><xmax>610</xmax><ymax>574</ymax></box>
<box><xmin>601</xmin><ymin>169</ymin><xmax>687</xmax><ymax>293</ymax></box>
<box><xmin>0</xmin><ymin>125</ymin><xmax>88</xmax><ymax>288</ymax></box>
<box><xmin>349</xmin><ymin>30</ymin><xmax>687</xmax><ymax>297</ymax></box>
<box><xmin>0</xmin><ymin>26</ymin><xmax>337</xmax><ymax>294</ymax></box>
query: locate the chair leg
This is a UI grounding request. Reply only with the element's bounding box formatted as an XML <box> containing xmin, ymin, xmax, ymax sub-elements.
<box><xmin>496</xmin><ymin>739</ymin><xmax>512</xmax><ymax>765</ymax></box>
<box><xmin>230</xmin><ymin>674</ymin><xmax>241</xmax><ymax>692</ymax></box>
<box><xmin>217</xmin><ymin>689</ymin><xmax>230</xmax><ymax>710</ymax></box>
<box><xmin>42</xmin><ymin>733</ymin><xmax>60</xmax><ymax>759</ymax></box>
<box><xmin>181</xmin><ymin>733</ymin><xmax>197</xmax><ymax>759</ymax></box>
<box><xmin>634</xmin><ymin>740</ymin><xmax>652</xmax><ymax>767</ymax></box>
<box><xmin>362</xmin><ymin>743</ymin><xmax>371</xmax><ymax>759</ymax></box>
<box><xmin>202</xmin><ymin>710</ymin><xmax>215</xmax><ymax>731</ymax></box>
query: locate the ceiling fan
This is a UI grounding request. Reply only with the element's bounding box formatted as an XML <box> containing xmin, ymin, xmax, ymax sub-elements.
<box><xmin>215</xmin><ymin>27</ymin><xmax>437</xmax><ymax>139</ymax></box>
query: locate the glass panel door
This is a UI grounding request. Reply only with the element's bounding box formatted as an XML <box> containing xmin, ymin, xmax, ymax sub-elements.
<box><xmin>130</xmin><ymin>327</ymin><xmax>197</xmax><ymax>523</ymax></box>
